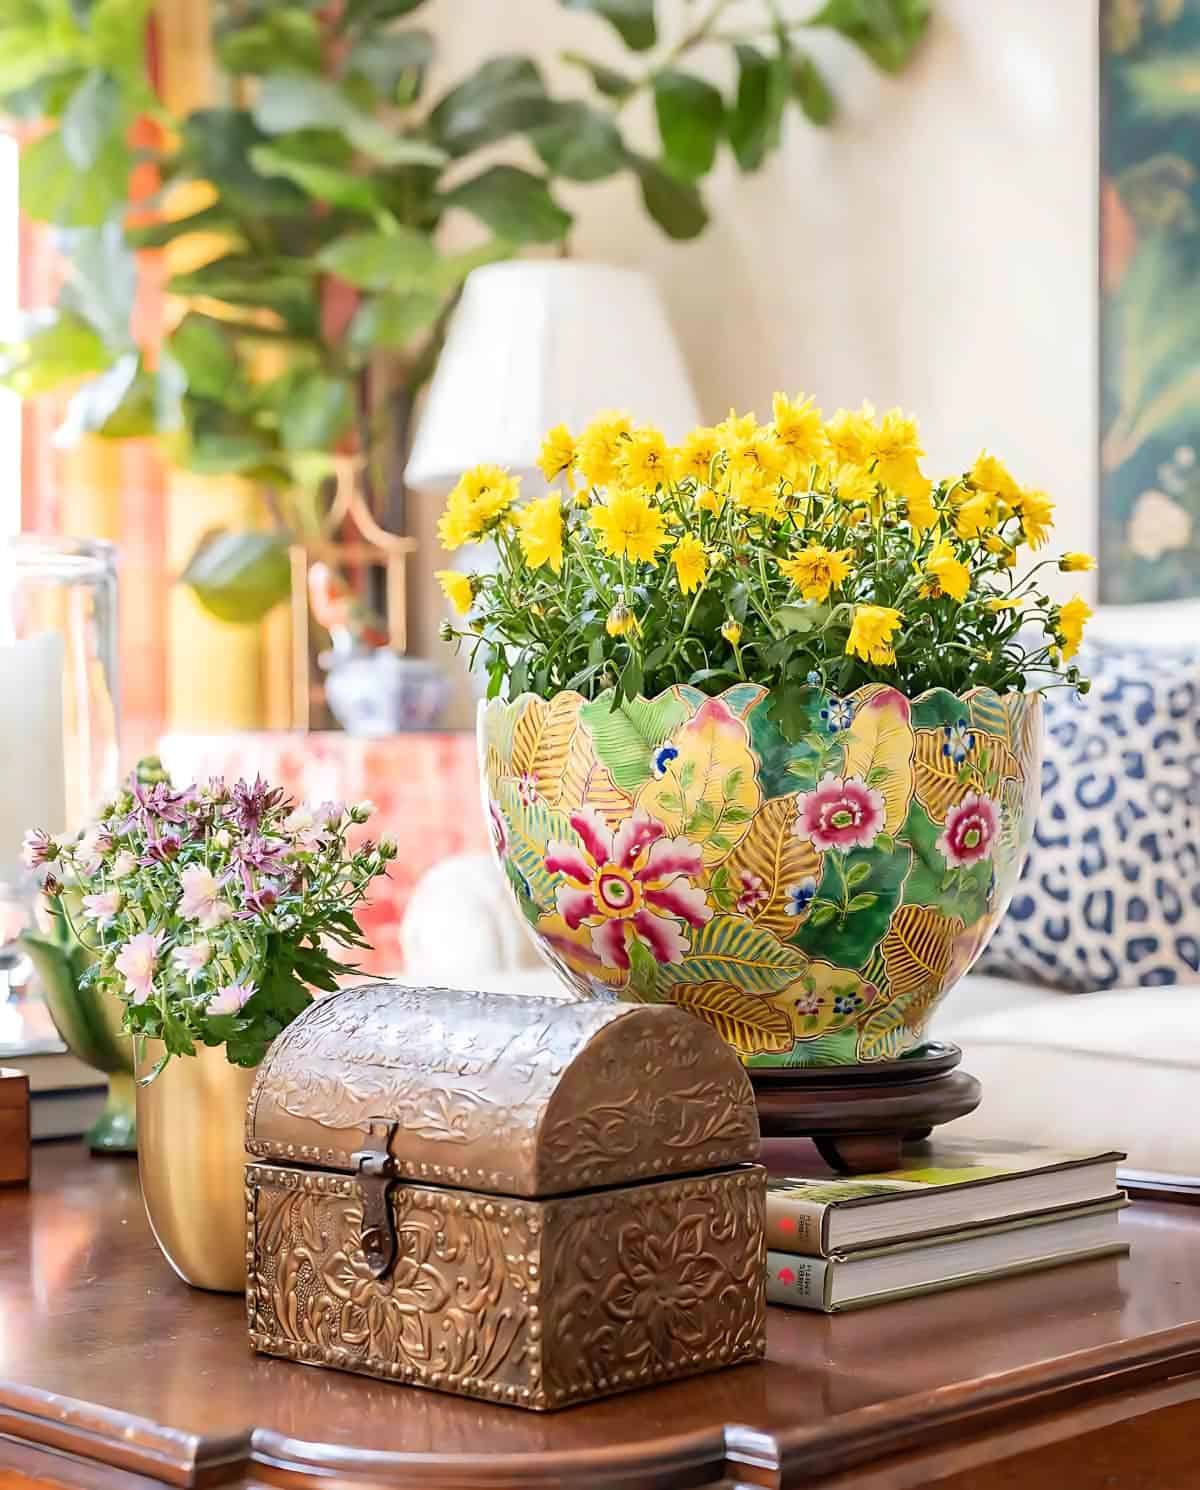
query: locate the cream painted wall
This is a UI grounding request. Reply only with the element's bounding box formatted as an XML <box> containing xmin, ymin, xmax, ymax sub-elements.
<box><xmin>413</xmin><ymin>0</ymin><xmax>1099</xmax><ymax>718</ymax></box>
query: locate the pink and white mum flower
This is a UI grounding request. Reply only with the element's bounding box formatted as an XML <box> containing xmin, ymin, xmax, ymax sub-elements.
<box><xmin>544</xmin><ymin>808</ymin><xmax>712</xmax><ymax>971</ymax></box>
<box><xmin>178</xmin><ymin>864</ymin><xmax>232</xmax><ymax>929</ymax></box>
<box><xmin>793</xmin><ymin>774</ymin><xmax>885</xmax><ymax>853</ymax></box>
<box><xmin>172</xmin><ymin>940</ymin><xmax>212</xmax><ymax>981</ymax></box>
<box><xmin>114</xmin><ymin>930</ymin><xmax>164</xmax><ymax>1004</ymax></box>
<box><xmin>81</xmin><ymin>888</ymin><xmax>122</xmax><ymax>927</ymax></box>
<box><xmin>937</xmin><ymin>791</ymin><xmax>1000</xmax><ymax>867</ymax></box>
<box><xmin>208</xmin><ymin>977</ymin><xmax>255</xmax><ymax>1016</ymax></box>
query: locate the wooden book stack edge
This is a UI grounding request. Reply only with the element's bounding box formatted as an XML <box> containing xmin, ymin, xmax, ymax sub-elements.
<box><xmin>0</xmin><ymin>1067</ymin><xmax>31</xmax><ymax>1187</ymax></box>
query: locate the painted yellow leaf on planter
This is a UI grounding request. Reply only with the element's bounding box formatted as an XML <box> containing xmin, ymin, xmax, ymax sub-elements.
<box><xmin>723</xmin><ymin>794</ymin><xmax>822</xmax><ymax>937</ymax></box>
<box><xmin>841</xmin><ymin>685</ymin><xmax>915</xmax><ymax>835</ymax></box>
<box><xmin>913</xmin><ymin>728</ymin><xmax>1022</xmax><ymax>824</ymax></box>
<box><xmin>776</xmin><ymin>960</ymin><xmax>879</xmax><ymax>1041</ymax></box>
<box><xmin>480</xmin><ymin>696</ymin><xmax>526</xmax><ymax>773</ymax></box>
<box><xmin>672</xmin><ymin>980</ymin><xmax>794</xmax><ymax>1055</ymax></box>
<box><xmin>634</xmin><ymin>696</ymin><xmax>761</xmax><ymax>865</ymax></box>
<box><xmin>559</xmin><ymin>722</ymin><xmax>632</xmax><ymax>822</ymax></box>
<box><xmin>880</xmin><ymin>903</ymin><xmax>963</xmax><ymax>1005</ymax></box>
<box><xmin>509</xmin><ymin>691</ymin><xmax>583</xmax><ymax>805</ymax></box>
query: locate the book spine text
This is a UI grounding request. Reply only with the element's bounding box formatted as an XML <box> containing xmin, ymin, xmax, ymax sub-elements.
<box><xmin>765</xmin><ymin>1251</ymin><xmax>831</xmax><ymax>1310</ymax></box>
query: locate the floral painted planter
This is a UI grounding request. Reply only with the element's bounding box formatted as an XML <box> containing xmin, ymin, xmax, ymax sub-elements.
<box><xmin>479</xmin><ymin>682</ymin><xmax>1041</xmax><ymax>1067</ymax></box>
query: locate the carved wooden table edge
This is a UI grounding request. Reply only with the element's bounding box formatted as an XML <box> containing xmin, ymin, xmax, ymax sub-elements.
<box><xmin>7</xmin><ymin>1320</ymin><xmax>1200</xmax><ymax>1490</ymax></box>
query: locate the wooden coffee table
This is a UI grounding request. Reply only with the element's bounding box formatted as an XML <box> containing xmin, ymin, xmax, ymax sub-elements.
<box><xmin>2</xmin><ymin>1143</ymin><xmax>1198</xmax><ymax>1490</ymax></box>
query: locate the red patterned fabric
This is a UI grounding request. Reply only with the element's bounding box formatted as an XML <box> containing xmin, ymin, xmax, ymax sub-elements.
<box><xmin>158</xmin><ymin>731</ymin><xmax>488</xmax><ymax>975</ymax></box>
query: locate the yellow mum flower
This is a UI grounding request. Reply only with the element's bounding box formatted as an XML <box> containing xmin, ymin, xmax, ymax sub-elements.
<box><xmin>589</xmin><ymin>487</ymin><xmax>669</xmax><ymax>564</ymax></box>
<box><xmin>905</xmin><ymin>478</ymin><xmax>938</xmax><ymax>533</ymax></box>
<box><xmin>923</xmin><ymin>537</ymin><xmax>970</xmax><ymax>603</ymax></box>
<box><xmin>605</xmin><ymin>603</ymin><xmax>639</xmax><ymax>638</ymax></box>
<box><xmin>832</xmin><ymin>463</ymin><xmax>878</xmax><ymax>510</ymax></box>
<box><xmin>618</xmin><ymin>425</ymin><xmax>670</xmax><ymax>490</ymax></box>
<box><xmin>1057</xmin><ymin>594</ymin><xmax>1092</xmax><ymax>661</ymax></box>
<box><xmin>716</xmin><ymin>408</ymin><xmax>759</xmax><ymax>446</ymax></box>
<box><xmin>771</xmin><ymin>391</ymin><xmax>827</xmax><ymax>477</ymax></box>
<box><xmin>824</xmin><ymin>404</ymin><xmax>876</xmax><ymax>467</ymax></box>
<box><xmin>729</xmin><ymin>468</ymin><xmax>781</xmax><ymax>517</ymax></box>
<box><xmin>969</xmin><ymin>450</ymin><xmax>1019</xmax><ymax>500</ymax></box>
<box><xmin>673</xmin><ymin>426</ymin><xmax>721</xmax><ymax>484</ymax></box>
<box><xmin>671</xmin><ymin>535</ymin><xmax>708</xmax><ymax>595</ymax></box>
<box><xmin>1012</xmin><ymin>487</ymin><xmax>1055</xmax><ymax>549</ymax></box>
<box><xmin>577</xmin><ymin>411</ymin><xmax>631</xmax><ymax>488</ymax></box>
<box><xmin>955</xmin><ymin>491</ymin><xmax>996</xmax><ymax>539</ymax></box>
<box><xmin>435</xmin><ymin>569</ymin><xmax>474</xmax><ymax>616</ymax></box>
<box><xmin>537</xmin><ymin>424</ymin><xmax>577</xmax><ymax>490</ymax></box>
<box><xmin>720</xmin><ymin>618</ymin><xmax>743</xmax><ymax>646</ymax></box>
<box><xmin>437</xmin><ymin>464</ymin><xmax>518</xmax><ymax>549</ymax></box>
<box><xmin>983</xmin><ymin>534</ymin><xmax>1007</xmax><ymax>554</ymax></box>
<box><xmin>846</xmin><ymin>605</ymin><xmax>902</xmax><ymax>666</ymax></box>
<box><xmin>1060</xmin><ymin>551</ymin><xmax>1097</xmax><ymax>573</ymax></box>
<box><xmin>870</xmin><ymin>408</ymin><xmax>925</xmax><ymax>494</ymax></box>
<box><xmin>695</xmin><ymin>486</ymin><xmax>725</xmax><ymax>515</ymax></box>
<box><xmin>778</xmin><ymin>544</ymin><xmax>854</xmax><ymax>602</ymax></box>
<box><xmin>513</xmin><ymin>492</ymin><xmax>563</xmax><ymax>573</ymax></box>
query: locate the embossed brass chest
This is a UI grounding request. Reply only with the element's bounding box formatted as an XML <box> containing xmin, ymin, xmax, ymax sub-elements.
<box><xmin>244</xmin><ymin>983</ymin><xmax>766</xmax><ymax>1410</ymax></box>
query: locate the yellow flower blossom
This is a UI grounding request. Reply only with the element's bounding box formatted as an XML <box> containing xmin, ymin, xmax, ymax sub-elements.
<box><xmin>905</xmin><ymin>479</ymin><xmax>938</xmax><ymax>533</ymax></box>
<box><xmin>672</xmin><ymin>426</ymin><xmax>721</xmax><ymax>484</ymax></box>
<box><xmin>969</xmin><ymin>451</ymin><xmax>1019</xmax><ymax>500</ymax></box>
<box><xmin>846</xmin><ymin>605</ymin><xmax>902</xmax><ymax>666</ymax></box>
<box><xmin>695</xmin><ymin>486</ymin><xmax>725</xmax><ymax>514</ymax></box>
<box><xmin>577</xmin><ymin>411</ymin><xmax>631</xmax><ymax>488</ymax></box>
<box><xmin>437</xmin><ymin>464</ymin><xmax>518</xmax><ymax>550</ymax></box>
<box><xmin>985</xmin><ymin>595</ymin><xmax>1021</xmax><ymax>611</ymax></box>
<box><xmin>824</xmin><ymin>404</ymin><xmax>876</xmax><ymax>467</ymax></box>
<box><xmin>589</xmin><ymin>487</ymin><xmax>668</xmax><ymax>564</ymax></box>
<box><xmin>671</xmin><ymin>535</ymin><xmax>708</xmax><ymax>595</ymax></box>
<box><xmin>955</xmin><ymin>491</ymin><xmax>996</xmax><ymax>539</ymax></box>
<box><xmin>778</xmin><ymin>544</ymin><xmax>854</xmax><ymax>602</ymax></box>
<box><xmin>618</xmin><ymin>425</ymin><xmax>670</xmax><ymax>490</ymax></box>
<box><xmin>832</xmin><ymin>463</ymin><xmax>878</xmax><ymax>511</ymax></box>
<box><xmin>771</xmin><ymin>391</ymin><xmax>827</xmax><ymax>478</ymax></box>
<box><xmin>1060</xmin><ymin>551</ymin><xmax>1097</xmax><ymax>573</ymax></box>
<box><xmin>606</xmin><ymin>603</ymin><xmax>639</xmax><ymax>638</ymax></box>
<box><xmin>983</xmin><ymin>534</ymin><xmax>1007</xmax><ymax>554</ymax></box>
<box><xmin>870</xmin><ymin>408</ymin><xmax>925</xmax><ymax>495</ymax></box>
<box><xmin>716</xmin><ymin>408</ymin><xmax>759</xmax><ymax>447</ymax></box>
<box><xmin>1057</xmin><ymin>594</ymin><xmax>1092</xmax><ymax>661</ymax></box>
<box><xmin>435</xmin><ymin>570</ymin><xmax>474</xmax><ymax>616</ymax></box>
<box><xmin>537</xmin><ymin>424</ymin><xmax>576</xmax><ymax>490</ymax></box>
<box><xmin>1012</xmin><ymin>487</ymin><xmax>1055</xmax><ymax>548</ymax></box>
<box><xmin>923</xmin><ymin>537</ymin><xmax>970</xmax><ymax>603</ymax></box>
<box><xmin>721</xmin><ymin>618</ymin><xmax>743</xmax><ymax>646</ymax></box>
<box><xmin>513</xmin><ymin>492</ymin><xmax>563</xmax><ymax>573</ymax></box>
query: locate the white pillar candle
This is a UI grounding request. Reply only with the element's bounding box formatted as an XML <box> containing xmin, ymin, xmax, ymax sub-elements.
<box><xmin>0</xmin><ymin>633</ymin><xmax>65</xmax><ymax>883</ymax></box>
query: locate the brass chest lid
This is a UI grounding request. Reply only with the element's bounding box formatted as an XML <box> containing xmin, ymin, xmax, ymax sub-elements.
<box><xmin>245</xmin><ymin>983</ymin><xmax>759</xmax><ymax>1197</ymax></box>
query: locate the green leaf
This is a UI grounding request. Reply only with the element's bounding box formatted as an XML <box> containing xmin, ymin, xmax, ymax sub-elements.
<box><xmin>846</xmin><ymin>860</ymin><xmax>873</xmax><ymax>887</ymax></box>
<box><xmin>562</xmin><ymin>0</ymin><xmax>657</xmax><ymax>52</ymax></box>
<box><xmin>60</xmin><ymin>70</ymin><xmax>122</xmax><ymax>169</ymax></box>
<box><xmin>560</xmin><ymin>50</ymin><xmax>635</xmax><ymax>99</ymax></box>
<box><xmin>443</xmin><ymin>165</ymin><xmax>571</xmax><ymax>245</ymax></box>
<box><xmin>579</xmin><ymin>688</ymin><xmax>689</xmax><ymax>794</ymax></box>
<box><xmin>791</xmin><ymin>52</ymin><xmax>835</xmax><ymax>125</ymax></box>
<box><xmin>248</xmin><ymin>145</ymin><xmax>383</xmax><ymax>215</ymax></box>
<box><xmin>56</xmin><ymin>353</ymin><xmax>145</xmax><ymax>443</ymax></box>
<box><xmin>766</xmin><ymin>682</ymin><xmax>809</xmax><ymax>743</ymax></box>
<box><xmin>178</xmin><ymin>110</ymin><xmax>308</xmax><ymax>216</ymax></box>
<box><xmin>532</xmin><ymin>101</ymin><xmax>626</xmax><ymax>181</ymax></box>
<box><xmin>633</xmin><ymin>156</ymin><xmax>708</xmax><ymax>240</ymax></box>
<box><xmin>776</xmin><ymin>602</ymin><xmax>829</xmax><ymax>634</ymax></box>
<box><xmin>253</xmin><ymin>73</ymin><xmax>446</xmax><ymax>167</ymax></box>
<box><xmin>343</xmin><ymin>28</ymin><xmax>433</xmax><ymax>99</ymax></box>
<box><xmin>59</xmin><ymin>221</ymin><xmax>136</xmax><ymax>350</ymax></box>
<box><xmin>0</xmin><ymin>312</ymin><xmax>108</xmax><ymax>396</ymax></box>
<box><xmin>341</xmin><ymin>0</ymin><xmax>429</xmax><ymax>27</ymax></box>
<box><xmin>276</xmin><ymin>372</ymin><xmax>352</xmax><ymax>453</ymax></box>
<box><xmin>727</xmin><ymin>43</ymin><xmax>776</xmax><ymax>172</ymax></box>
<box><xmin>347</xmin><ymin>289</ymin><xmax>443</xmax><ymax>359</ymax></box>
<box><xmin>216</xmin><ymin>11</ymin><xmax>321</xmax><ymax>74</ymax></box>
<box><xmin>807</xmin><ymin>0</ymin><xmax>931</xmax><ymax>74</ymax></box>
<box><xmin>20</xmin><ymin>127</ymin><xmax>130</xmax><ymax>227</ymax></box>
<box><xmin>429</xmin><ymin>56</ymin><xmax>556</xmax><ymax>156</ymax></box>
<box><xmin>653</xmin><ymin>70</ymin><xmax>724</xmax><ymax>180</ymax></box>
<box><xmin>182</xmin><ymin>530</ymin><xmax>292</xmax><ymax>625</ymax></box>
<box><xmin>846</xmin><ymin>892</ymin><xmax>879</xmax><ymax>913</ymax></box>
<box><xmin>429</xmin><ymin>237</ymin><xmax>514</xmax><ymax>292</ymax></box>
<box><xmin>126</xmin><ymin>203</ymin><xmax>242</xmax><ymax>250</ymax></box>
<box><xmin>807</xmin><ymin>903</ymin><xmax>838</xmax><ymax>928</ymax></box>
<box><xmin>315</xmin><ymin>227</ymin><xmax>436</xmax><ymax>289</ymax></box>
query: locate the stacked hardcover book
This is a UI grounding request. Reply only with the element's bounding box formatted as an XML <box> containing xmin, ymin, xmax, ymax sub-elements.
<box><xmin>765</xmin><ymin>1139</ymin><xmax>1128</xmax><ymax>1312</ymax></box>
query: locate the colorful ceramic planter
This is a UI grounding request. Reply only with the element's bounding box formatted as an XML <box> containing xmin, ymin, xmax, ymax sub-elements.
<box><xmin>479</xmin><ymin>682</ymin><xmax>1041</xmax><ymax>1067</ymax></box>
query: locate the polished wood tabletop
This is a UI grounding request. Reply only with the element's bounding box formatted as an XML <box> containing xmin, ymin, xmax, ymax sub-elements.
<box><xmin>2</xmin><ymin>1143</ymin><xmax>1200</xmax><ymax>1490</ymax></box>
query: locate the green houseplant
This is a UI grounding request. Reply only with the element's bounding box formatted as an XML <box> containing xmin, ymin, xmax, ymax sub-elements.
<box><xmin>1</xmin><ymin>0</ymin><xmax>931</xmax><ymax>622</ymax></box>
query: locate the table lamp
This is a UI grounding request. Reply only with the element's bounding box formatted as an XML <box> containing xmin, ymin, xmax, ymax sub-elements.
<box><xmin>405</xmin><ymin>261</ymin><xmax>702</xmax><ymax>492</ymax></box>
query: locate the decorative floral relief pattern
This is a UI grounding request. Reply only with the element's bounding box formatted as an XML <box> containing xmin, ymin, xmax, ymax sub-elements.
<box><xmin>481</xmin><ymin>683</ymin><xmax>1041</xmax><ymax>1067</ymax></box>
<box><xmin>247</xmin><ymin>1165</ymin><xmax>765</xmax><ymax>1410</ymax></box>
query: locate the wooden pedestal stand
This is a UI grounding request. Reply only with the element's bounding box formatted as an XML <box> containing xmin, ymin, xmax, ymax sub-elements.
<box><xmin>0</xmin><ymin>1067</ymin><xmax>31</xmax><ymax>1187</ymax></box>
<box><xmin>751</xmin><ymin>1042</ymin><xmax>981</xmax><ymax>1174</ymax></box>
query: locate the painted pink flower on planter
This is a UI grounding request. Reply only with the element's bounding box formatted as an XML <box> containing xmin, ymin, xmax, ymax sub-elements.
<box><xmin>545</xmin><ymin>807</ymin><xmax>712</xmax><ymax>971</ymax></box>
<box><xmin>735</xmin><ymin>870</ymin><xmax>768</xmax><ymax>915</ymax></box>
<box><xmin>937</xmin><ymin>791</ymin><xmax>1000</xmax><ymax>867</ymax></box>
<box><xmin>488</xmin><ymin>799</ymin><xmax>507</xmax><ymax>860</ymax></box>
<box><xmin>793</xmin><ymin>773</ymin><xmax>886</xmax><ymax>853</ymax></box>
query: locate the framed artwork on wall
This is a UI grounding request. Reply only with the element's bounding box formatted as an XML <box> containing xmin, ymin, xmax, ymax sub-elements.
<box><xmin>1101</xmin><ymin>0</ymin><xmax>1200</xmax><ymax>601</ymax></box>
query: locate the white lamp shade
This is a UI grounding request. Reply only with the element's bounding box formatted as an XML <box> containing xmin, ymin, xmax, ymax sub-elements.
<box><xmin>405</xmin><ymin>261</ymin><xmax>701</xmax><ymax>492</ymax></box>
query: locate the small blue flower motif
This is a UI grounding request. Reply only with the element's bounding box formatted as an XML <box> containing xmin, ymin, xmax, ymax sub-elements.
<box><xmin>785</xmin><ymin>877</ymin><xmax>818</xmax><ymax>916</ymax></box>
<box><xmin>806</xmin><ymin>670</ymin><xmax>822</xmax><ymax>688</ymax></box>
<box><xmin>820</xmin><ymin>697</ymin><xmax>855</xmax><ymax>734</ymax></box>
<box><xmin>833</xmin><ymin>990</ymin><xmax>864</xmax><ymax>1016</ymax></box>
<box><xmin>941</xmin><ymin>718</ymin><xmax>977</xmax><ymax>764</ymax></box>
<box><xmin>652</xmin><ymin>744</ymin><xmax>679</xmax><ymax>778</ymax></box>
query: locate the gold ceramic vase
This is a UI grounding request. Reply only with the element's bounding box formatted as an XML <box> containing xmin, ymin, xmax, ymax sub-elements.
<box><xmin>135</xmin><ymin>1043</ymin><xmax>257</xmax><ymax>1293</ymax></box>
